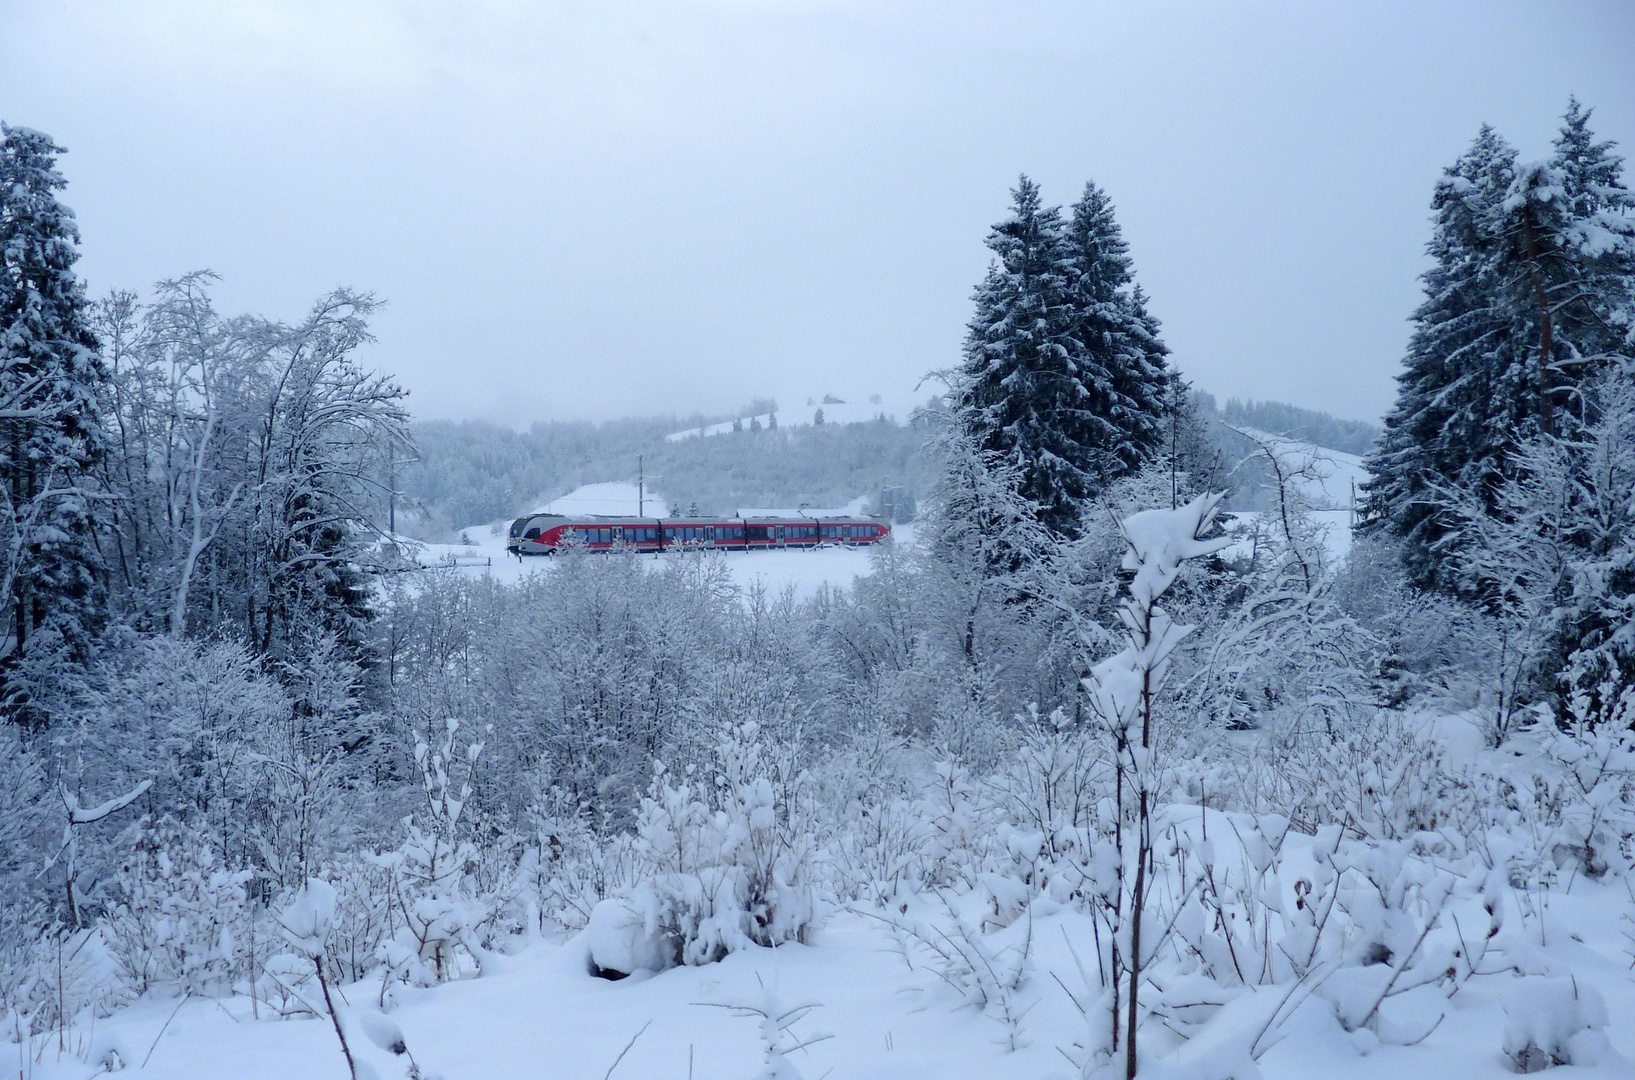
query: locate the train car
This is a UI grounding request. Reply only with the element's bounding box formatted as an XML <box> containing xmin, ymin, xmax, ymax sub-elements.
<box><xmin>506</xmin><ymin>513</ymin><xmax>889</xmax><ymax>556</ymax></box>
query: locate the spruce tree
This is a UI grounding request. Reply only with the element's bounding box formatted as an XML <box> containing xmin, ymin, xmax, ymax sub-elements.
<box><xmin>1495</xmin><ymin>97</ymin><xmax>1635</xmax><ymax>439</ymax></box>
<box><xmin>1362</xmin><ymin>125</ymin><xmax>1526</xmax><ymax>590</ymax></box>
<box><xmin>1061</xmin><ymin>183</ymin><xmax>1171</xmax><ymax>488</ymax></box>
<box><xmin>952</xmin><ymin>176</ymin><xmax>1082</xmax><ymax>538</ymax></box>
<box><xmin>0</xmin><ymin>124</ymin><xmax>107</xmax><ymax>703</ymax></box>
<box><xmin>1366</xmin><ymin>103</ymin><xmax>1635</xmax><ymax>597</ymax></box>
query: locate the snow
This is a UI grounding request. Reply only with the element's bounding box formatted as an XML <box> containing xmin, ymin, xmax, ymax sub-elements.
<box><xmin>662</xmin><ymin>394</ymin><xmax>927</xmax><ymax>442</ymax></box>
<box><xmin>1503</xmin><ymin>977</ymin><xmax>1613</xmax><ymax>1068</ymax></box>
<box><xmin>17</xmin><ymin>828</ymin><xmax>1634</xmax><ymax>1080</ymax></box>
<box><xmin>536</xmin><ymin>481</ymin><xmax>671</xmax><ymax>518</ymax></box>
<box><xmin>583</xmin><ymin>897</ymin><xmax>676</xmax><ymax>977</ymax></box>
<box><xmin>408</xmin><ymin>483</ymin><xmax>904</xmax><ymax>601</ymax></box>
<box><xmin>1232</xmin><ymin>427</ymin><xmax>1367</xmax><ymax>510</ymax></box>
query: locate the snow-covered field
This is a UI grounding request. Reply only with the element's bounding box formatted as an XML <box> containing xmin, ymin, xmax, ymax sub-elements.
<box><xmin>12</xmin><ymin>782</ymin><xmax>1632</xmax><ymax>1080</ymax></box>
<box><xmin>410</xmin><ymin>483</ymin><xmax>900</xmax><ymax>601</ymax></box>
<box><xmin>1230</xmin><ymin>427</ymin><xmax>1368</xmax><ymax>512</ymax></box>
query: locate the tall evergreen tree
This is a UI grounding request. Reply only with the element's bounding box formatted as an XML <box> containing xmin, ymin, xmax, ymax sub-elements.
<box><xmin>1365</xmin><ymin>103</ymin><xmax>1635</xmax><ymax>596</ymax></box>
<box><xmin>0</xmin><ymin>124</ymin><xmax>107</xmax><ymax>706</ymax></box>
<box><xmin>953</xmin><ymin>175</ymin><xmax>1082</xmax><ymax>537</ymax></box>
<box><xmin>952</xmin><ymin>176</ymin><xmax>1172</xmax><ymax>542</ymax></box>
<box><xmin>1061</xmin><ymin>183</ymin><xmax>1171</xmax><ymax>488</ymax></box>
<box><xmin>1362</xmin><ymin>125</ymin><xmax>1527</xmax><ymax>590</ymax></box>
<box><xmin>1495</xmin><ymin>97</ymin><xmax>1635</xmax><ymax>439</ymax></box>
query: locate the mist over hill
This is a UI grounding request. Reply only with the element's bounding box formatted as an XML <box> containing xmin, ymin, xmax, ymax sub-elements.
<box><xmin>399</xmin><ymin>393</ymin><xmax>1378</xmax><ymax>539</ymax></box>
<box><xmin>401</xmin><ymin>405</ymin><xmax>933</xmax><ymax>536</ymax></box>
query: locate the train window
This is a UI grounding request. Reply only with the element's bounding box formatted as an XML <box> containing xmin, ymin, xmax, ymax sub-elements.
<box><xmin>524</xmin><ymin>528</ymin><xmax>541</xmax><ymax>540</ymax></box>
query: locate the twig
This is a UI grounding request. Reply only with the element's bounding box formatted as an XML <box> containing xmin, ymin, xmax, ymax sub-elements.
<box><xmin>140</xmin><ymin>993</ymin><xmax>190</xmax><ymax>1069</ymax></box>
<box><xmin>314</xmin><ymin>957</ymin><xmax>357</xmax><ymax>1080</ymax></box>
<box><xmin>601</xmin><ymin>1019</ymin><xmax>652</xmax><ymax>1080</ymax></box>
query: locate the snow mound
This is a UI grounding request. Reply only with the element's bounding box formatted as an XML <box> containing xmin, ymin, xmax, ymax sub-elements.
<box><xmin>582</xmin><ymin>898</ymin><xmax>676</xmax><ymax>977</ymax></box>
<box><xmin>1503</xmin><ymin>976</ymin><xmax>1613</xmax><ymax>1069</ymax></box>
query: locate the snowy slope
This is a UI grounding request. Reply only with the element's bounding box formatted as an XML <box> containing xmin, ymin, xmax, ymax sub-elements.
<box><xmin>1224</xmin><ymin>428</ymin><xmax>1368</xmax><ymax>567</ymax></box>
<box><xmin>663</xmin><ymin>394</ymin><xmax>926</xmax><ymax>442</ymax></box>
<box><xmin>1232</xmin><ymin>426</ymin><xmax>1368</xmax><ymax>511</ymax></box>
<box><xmin>535</xmin><ymin>481</ymin><xmax>671</xmax><ymax>518</ymax></box>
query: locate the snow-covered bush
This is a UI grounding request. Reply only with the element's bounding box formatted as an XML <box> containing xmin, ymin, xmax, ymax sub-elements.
<box><xmin>525</xmin><ymin>799</ymin><xmax>642</xmax><ymax>933</ymax></box>
<box><xmin>1268</xmin><ymin>711</ymin><xmax>1476</xmax><ymax>841</ymax></box>
<box><xmin>374</xmin><ymin>718</ymin><xmax>495</xmax><ymax>988</ymax></box>
<box><xmin>1183</xmin><ymin>434</ymin><xmax>1377</xmax><ymax>734</ymax></box>
<box><xmin>588</xmin><ymin>722</ymin><xmax>818</xmax><ymax>974</ymax></box>
<box><xmin>0</xmin><ymin>928</ymin><xmax>119</xmax><ymax>1039</ymax></box>
<box><xmin>316</xmin><ymin>853</ymin><xmax>395</xmax><ymax>984</ymax></box>
<box><xmin>102</xmin><ymin>818</ymin><xmax>253</xmax><ymax>998</ymax></box>
<box><xmin>1530</xmin><ymin>718</ymin><xmax>1635</xmax><ymax>879</ymax></box>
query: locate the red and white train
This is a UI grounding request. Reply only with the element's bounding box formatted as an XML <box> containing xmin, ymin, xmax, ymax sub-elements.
<box><xmin>507</xmin><ymin>513</ymin><xmax>890</xmax><ymax>556</ymax></box>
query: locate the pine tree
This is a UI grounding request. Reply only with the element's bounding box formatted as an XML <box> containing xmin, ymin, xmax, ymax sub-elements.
<box><xmin>1366</xmin><ymin>106</ymin><xmax>1635</xmax><ymax>595</ymax></box>
<box><xmin>1362</xmin><ymin>125</ymin><xmax>1527</xmax><ymax>590</ymax></box>
<box><xmin>952</xmin><ymin>176</ymin><xmax>1083</xmax><ymax>538</ymax></box>
<box><xmin>1061</xmin><ymin>183</ymin><xmax>1171</xmax><ymax>488</ymax></box>
<box><xmin>0</xmin><ymin>124</ymin><xmax>108</xmax><ymax>711</ymax></box>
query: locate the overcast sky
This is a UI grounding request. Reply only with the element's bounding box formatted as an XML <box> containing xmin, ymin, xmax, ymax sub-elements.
<box><xmin>3</xmin><ymin>1</ymin><xmax>1632</xmax><ymax>427</ymax></box>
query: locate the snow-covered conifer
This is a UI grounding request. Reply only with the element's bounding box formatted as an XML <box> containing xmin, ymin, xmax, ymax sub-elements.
<box><xmin>1366</xmin><ymin>103</ymin><xmax>1635</xmax><ymax>594</ymax></box>
<box><xmin>1060</xmin><ymin>183</ymin><xmax>1171</xmax><ymax>491</ymax></box>
<box><xmin>951</xmin><ymin>176</ymin><xmax>1083</xmax><ymax>539</ymax></box>
<box><xmin>0</xmin><ymin>124</ymin><xmax>108</xmax><ymax>715</ymax></box>
<box><xmin>1362</xmin><ymin>124</ymin><xmax>1523</xmax><ymax>590</ymax></box>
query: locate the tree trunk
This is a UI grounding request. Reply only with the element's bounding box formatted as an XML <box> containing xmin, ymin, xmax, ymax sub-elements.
<box><xmin>1521</xmin><ymin>207</ymin><xmax>1556</xmax><ymax>436</ymax></box>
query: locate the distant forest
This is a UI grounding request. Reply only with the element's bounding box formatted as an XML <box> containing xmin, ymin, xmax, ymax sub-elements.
<box><xmin>399</xmin><ymin>394</ymin><xmax>1379</xmax><ymax>537</ymax></box>
<box><xmin>401</xmin><ymin>407</ymin><xmax>933</xmax><ymax>535</ymax></box>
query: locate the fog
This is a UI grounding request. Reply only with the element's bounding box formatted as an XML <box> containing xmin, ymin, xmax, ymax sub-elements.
<box><xmin>2</xmin><ymin>0</ymin><xmax>1631</xmax><ymax>425</ymax></box>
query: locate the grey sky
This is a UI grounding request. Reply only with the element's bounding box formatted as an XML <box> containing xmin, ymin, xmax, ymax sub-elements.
<box><xmin>3</xmin><ymin>1</ymin><xmax>1632</xmax><ymax>427</ymax></box>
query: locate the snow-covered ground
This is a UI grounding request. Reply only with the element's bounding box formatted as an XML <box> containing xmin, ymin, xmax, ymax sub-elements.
<box><xmin>1217</xmin><ymin>430</ymin><xmax>1367</xmax><ymax>567</ymax></box>
<box><xmin>1232</xmin><ymin>426</ymin><xmax>1368</xmax><ymax>512</ymax></box>
<box><xmin>409</xmin><ymin>483</ymin><xmax>900</xmax><ymax>601</ymax></box>
<box><xmin>12</xmin><ymin>787</ymin><xmax>1632</xmax><ymax>1080</ymax></box>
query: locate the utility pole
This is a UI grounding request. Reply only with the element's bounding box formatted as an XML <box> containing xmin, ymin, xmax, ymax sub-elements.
<box><xmin>1170</xmin><ymin>379</ymin><xmax>1180</xmax><ymax>510</ymax></box>
<box><xmin>639</xmin><ymin>454</ymin><xmax>644</xmax><ymax>517</ymax></box>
